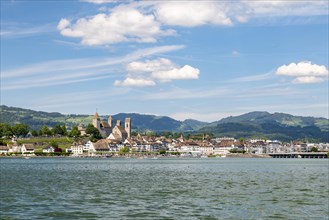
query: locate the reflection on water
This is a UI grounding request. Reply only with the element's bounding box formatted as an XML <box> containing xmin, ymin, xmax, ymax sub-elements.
<box><xmin>0</xmin><ymin>158</ymin><xmax>328</xmax><ymax>219</ymax></box>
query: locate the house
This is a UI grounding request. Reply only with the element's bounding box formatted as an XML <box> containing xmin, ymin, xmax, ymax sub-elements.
<box><xmin>0</xmin><ymin>145</ymin><xmax>10</xmax><ymax>154</ymax></box>
<box><xmin>8</xmin><ymin>145</ymin><xmax>21</xmax><ymax>153</ymax></box>
<box><xmin>21</xmin><ymin>144</ymin><xmax>35</xmax><ymax>154</ymax></box>
<box><xmin>70</xmin><ymin>142</ymin><xmax>84</xmax><ymax>156</ymax></box>
<box><xmin>88</xmin><ymin>140</ymin><xmax>110</xmax><ymax>156</ymax></box>
<box><xmin>43</xmin><ymin>146</ymin><xmax>54</xmax><ymax>153</ymax></box>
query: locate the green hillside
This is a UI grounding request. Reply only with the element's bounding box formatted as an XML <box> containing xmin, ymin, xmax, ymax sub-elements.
<box><xmin>212</xmin><ymin>111</ymin><xmax>329</xmax><ymax>132</ymax></box>
<box><xmin>0</xmin><ymin>105</ymin><xmax>193</xmax><ymax>132</ymax></box>
<box><xmin>200</xmin><ymin>111</ymin><xmax>329</xmax><ymax>142</ymax></box>
<box><xmin>1</xmin><ymin>105</ymin><xmax>328</xmax><ymax>141</ymax></box>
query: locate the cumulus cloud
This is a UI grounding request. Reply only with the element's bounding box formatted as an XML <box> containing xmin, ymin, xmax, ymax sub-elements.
<box><xmin>115</xmin><ymin>58</ymin><xmax>200</xmax><ymax>87</ymax></box>
<box><xmin>154</xmin><ymin>2</ymin><xmax>232</xmax><ymax>27</ymax></box>
<box><xmin>58</xmin><ymin>1</ymin><xmax>328</xmax><ymax>46</ymax></box>
<box><xmin>275</xmin><ymin>61</ymin><xmax>328</xmax><ymax>84</ymax></box>
<box><xmin>114</xmin><ymin>78</ymin><xmax>155</xmax><ymax>87</ymax></box>
<box><xmin>152</xmin><ymin>65</ymin><xmax>200</xmax><ymax>81</ymax></box>
<box><xmin>126</xmin><ymin>58</ymin><xmax>176</xmax><ymax>73</ymax></box>
<box><xmin>57</xmin><ymin>6</ymin><xmax>175</xmax><ymax>45</ymax></box>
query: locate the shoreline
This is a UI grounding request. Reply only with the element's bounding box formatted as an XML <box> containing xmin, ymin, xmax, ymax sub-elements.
<box><xmin>0</xmin><ymin>153</ymin><xmax>324</xmax><ymax>159</ymax></box>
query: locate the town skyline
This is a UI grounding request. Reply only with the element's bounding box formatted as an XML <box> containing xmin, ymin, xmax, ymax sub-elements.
<box><xmin>1</xmin><ymin>1</ymin><xmax>328</xmax><ymax>122</ymax></box>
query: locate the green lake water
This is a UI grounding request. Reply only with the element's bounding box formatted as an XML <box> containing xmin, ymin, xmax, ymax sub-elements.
<box><xmin>0</xmin><ymin>158</ymin><xmax>328</xmax><ymax>219</ymax></box>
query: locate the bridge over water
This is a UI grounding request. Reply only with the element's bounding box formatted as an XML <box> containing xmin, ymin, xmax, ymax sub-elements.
<box><xmin>269</xmin><ymin>152</ymin><xmax>328</xmax><ymax>159</ymax></box>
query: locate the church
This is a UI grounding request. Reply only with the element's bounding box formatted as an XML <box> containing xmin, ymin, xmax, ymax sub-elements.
<box><xmin>93</xmin><ymin>112</ymin><xmax>131</xmax><ymax>141</ymax></box>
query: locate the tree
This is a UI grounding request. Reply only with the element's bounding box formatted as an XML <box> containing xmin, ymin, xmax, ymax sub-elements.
<box><xmin>31</xmin><ymin>130</ymin><xmax>39</xmax><ymax>137</ymax></box>
<box><xmin>51</xmin><ymin>124</ymin><xmax>67</xmax><ymax>136</ymax></box>
<box><xmin>310</xmin><ymin>147</ymin><xmax>318</xmax><ymax>152</ymax></box>
<box><xmin>69</xmin><ymin>126</ymin><xmax>81</xmax><ymax>137</ymax></box>
<box><xmin>86</xmin><ymin>124</ymin><xmax>102</xmax><ymax>141</ymax></box>
<box><xmin>159</xmin><ymin>149</ymin><xmax>166</xmax><ymax>155</ymax></box>
<box><xmin>12</xmin><ymin>123</ymin><xmax>29</xmax><ymax>137</ymax></box>
<box><xmin>0</xmin><ymin>123</ymin><xmax>13</xmax><ymax>138</ymax></box>
<box><xmin>119</xmin><ymin>146</ymin><xmax>130</xmax><ymax>155</ymax></box>
<box><xmin>52</xmin><ymin>124</ymin><xmax>62</xmax><ymax>136</ymax></box>
<box><xmin>50</xmin><ymin>140</ymin><xmax>59</xmax><ymax>149</ymax></box>
<box><xmin>41</xmin><ymin>125</ymin><xmax>52</xmax><ymax>136</ymax></box>
<box><xmin>61</xmin><ymin>125</ymin><xmax>67</xmax><ymax>136</ymax></box>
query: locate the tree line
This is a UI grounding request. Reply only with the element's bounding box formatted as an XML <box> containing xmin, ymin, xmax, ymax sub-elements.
<box><xmin>0</xmin><ymin>123</ymin><xmax>103</xmax><ymax>141</ymax></box>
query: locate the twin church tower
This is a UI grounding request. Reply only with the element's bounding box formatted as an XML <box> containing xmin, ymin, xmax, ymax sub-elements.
<box><xmin>92</xmin><ymin>112</ymin><xmax>131</xmax><ymax>140</ymax></box>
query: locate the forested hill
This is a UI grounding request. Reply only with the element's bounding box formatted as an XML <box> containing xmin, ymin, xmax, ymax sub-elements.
<box><xmin>0</xmin><ymin>105</ymin><xmax>195</xmax><ymax>132</ymax></box>
<box><xmin>1</xmin><ymin>105</ymin><xmax>328</xmax><ymax>141</ymax></box>
<box><xmin>199</xmin><ymin>111</ymin><xmax>329</xmax><ymax>142</ymax></box>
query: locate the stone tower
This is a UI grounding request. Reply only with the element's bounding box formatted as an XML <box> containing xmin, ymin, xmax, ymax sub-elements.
<box><xmin>108</xmin><ymin>115</ymin><xmax>113</xmax><ymax>128</ymax></box>
<box><xmin>125</xmin><ymin>118</ymin><xmax>131</xmax><ymax>138</ymax></box>
<box><xmin>93</xmin><ymin>112</ymin><xmax>100</xmax><ymax>130</ymax></box>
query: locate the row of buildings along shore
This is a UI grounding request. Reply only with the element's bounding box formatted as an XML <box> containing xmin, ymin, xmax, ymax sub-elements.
<box><xmin>1</xmin><ymin>135</ymin><xmax>328</xmax><ymax>157</ymax></box>
<box><xmin>0</xmin><ymin>112</ymin><xmax>328</xmax><ymax>156</ymax></box>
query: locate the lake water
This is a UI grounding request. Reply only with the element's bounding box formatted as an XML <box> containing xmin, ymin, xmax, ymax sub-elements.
<box><xmin>0</xmin><ymin>158</ymin><xmax>328</xmax><ymax>219</ymax></box>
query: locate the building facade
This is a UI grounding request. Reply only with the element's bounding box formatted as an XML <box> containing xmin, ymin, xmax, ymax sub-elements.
<box><xmin>93</xmin><ymin>112</ymin><xmax>131</xmax><ymax>140</ymax></box>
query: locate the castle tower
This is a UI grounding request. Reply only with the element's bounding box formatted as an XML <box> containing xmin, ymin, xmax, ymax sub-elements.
<box><xmin>125</xmin><ymin>118</ymin><xmax>131</xmax><ymax>138</ymax></box>
<box><xmin>116</xmin><ymin>120</ymin><xmax>121</xmax><ymax>126</ymax></box>
<box><xmin>108</xmin><ymin>115</ymin><xmax>113</xmax><ymax>128</ymax></box>
<box><xmin>93</xmin><ymin>112</ymin><xmax>100</xmax><ymax>130</ymax></box>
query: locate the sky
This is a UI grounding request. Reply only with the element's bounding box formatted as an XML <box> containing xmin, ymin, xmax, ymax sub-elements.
<box><xmin>1</xmin><ymin>0</ymin><xmax>328</xmax><ymax>122</ymax></box>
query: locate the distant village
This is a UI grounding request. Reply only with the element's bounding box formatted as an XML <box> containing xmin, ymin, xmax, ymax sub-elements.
<box><xmin>0</xmin><ymin>112</ymin><xmax>328</xmax><ymax>158</ymax></box>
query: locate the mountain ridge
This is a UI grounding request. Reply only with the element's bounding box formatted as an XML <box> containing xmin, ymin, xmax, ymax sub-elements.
<box><xmin>1</xmin><ymin>105</ymin><xmax>328</xmax><ymax>141</ymax></box>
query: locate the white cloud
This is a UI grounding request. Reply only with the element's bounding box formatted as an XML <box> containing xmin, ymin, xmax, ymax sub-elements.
<box><xmin>126</xmin><ymin>58</ymin><xmax>176</xmax><ymax>73</ymax></box>
<box><xmin>275</xmin><ymin>61</ymin><xmax>328</xmax><ymax>84</ymax></box>
<box><xmin>114</xmin><ymin>78</ymin><xmax>155</xmax><ymax>87</ymax></box>
<box><xmin>152</xmin><ymin>65</ymin><xmax>200</xmax><ymax>81</ymax></box>
<box><xmin>1</xmin><ymin>45</ymin><xmax>184</xmax><ymax>78</ymax></box>
<box><xmin>242</xmin><ymin>1</ymin><xmax>328</xmax><ymax>17</ymax></box>
<box><xmin>153</xmin><ymin>1</ymin><xmax>328</xmax><ymax>27</ymax></box>
<box><xmin>154</xmin><ymin>2</ymin><xmax>232</xmax><ymax>27</ymax></box>
<box><xmin>115</xmin><ymin>58</ymin><xmax>200</xmax><ymax>87</ymax></box>
<box><xmin>1</xmin><ymin>45</ymin><xmax>184</xmax><ymax>90</ymax></box>
<box><xmin>82</xmin><ymin>0</ymin><xmax>116</xmax><ymax>4</ymax></box>
<box><xmin>57</xmin><ymin>19</ymin><xmax>70</xmax><ymax>30</ymax></box>
<box><xmin>292</xmin><ymin>76</ymin><xmax>326</xmax><ymax>84</ymax></box>
<box><xmin>276</xmin><ymin>61</ymin><xmax>328</xmax><ymax>77</ymax></box>
<box><xmin>1</xmin><ymin>23</ymin><xmax>53</xmax><ymax>38</ymax></box>
<box><xmin>58</xmin><ymin>5</ymin><xmax>175</xmax><ymax>45</ymax></box>
<box><xmin>57</xmin><ymin>1</ymin><xmax>328</xmax><ymax>46</ymax></box>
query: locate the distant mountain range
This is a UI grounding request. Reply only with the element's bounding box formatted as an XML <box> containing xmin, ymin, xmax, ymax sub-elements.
<box><xmin>1</xmin><ymin>105</ymin><xmax>328</xmax><ymax>142</ymax></box>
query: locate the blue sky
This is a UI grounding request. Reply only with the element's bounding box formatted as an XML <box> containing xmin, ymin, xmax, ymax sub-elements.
<box><xmin>1</xmin><ymin>0</ymin><xmax>328</xmax><ymax>122</ymax></box>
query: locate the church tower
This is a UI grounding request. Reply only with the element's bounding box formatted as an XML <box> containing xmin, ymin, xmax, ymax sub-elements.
<box><xmin>125</xmin><ymin>118</ymin><xmax>131</xmax><ymax>138</ymax></box>
<box><xmin>108</xmin><ymin>115</ymin><xmax>113</xmax><ymax>128</ymax></box>
<box><xmin>93</xmin><ymin>112</ymin><xmax>100</xmax><ymax>130</ymax></box>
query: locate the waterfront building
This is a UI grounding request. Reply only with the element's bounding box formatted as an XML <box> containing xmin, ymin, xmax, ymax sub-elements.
<box><xmin>21</xmin><ymin>144</ymin><xmax>35</xmax><ymax>154</ymax></box>
<box><xmin>70</xmin><ymin>142</ymin><xmax>84</xmax><ymax>156</ymax></box>
<box><xmin>0</xmin><ymin>145</ymin><xmax>10</xmax><ymax>154</ymax></box>
<box><xmin>43</xmin><ymin>146</ymin><xmax>54</xmax><ymax>153</ymax></box>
